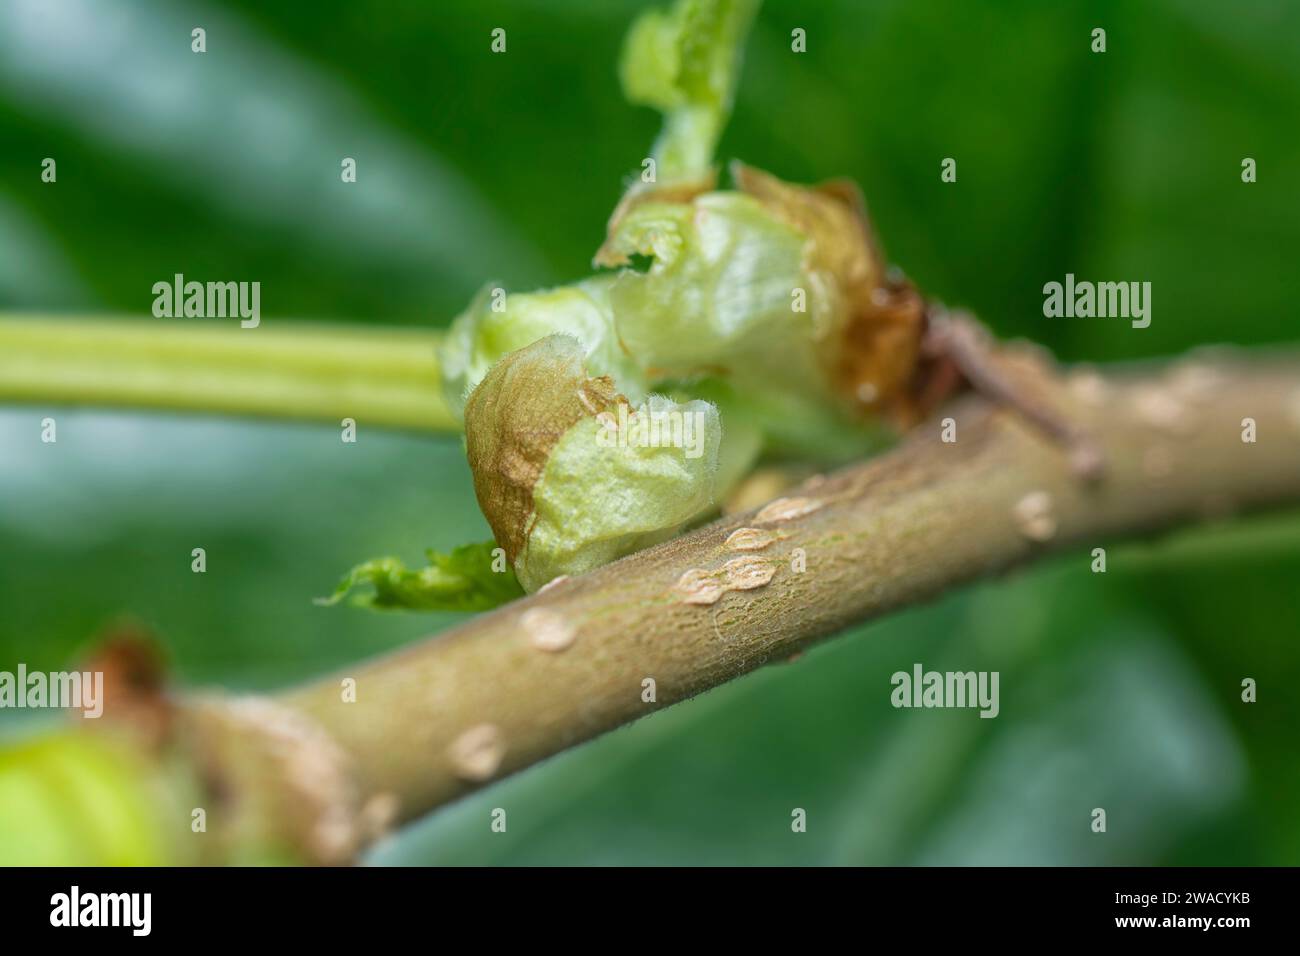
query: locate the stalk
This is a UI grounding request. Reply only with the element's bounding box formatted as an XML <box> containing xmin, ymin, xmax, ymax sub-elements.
<box><xmin>0</xmin><ymin>314</ymin><xmax>456</xmax><ymax>432</ymax></box>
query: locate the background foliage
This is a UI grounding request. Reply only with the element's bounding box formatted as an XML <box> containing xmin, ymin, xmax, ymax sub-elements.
<box><xmin>1</xmin><ymin>0</ymin><xmax>1297</xmax><ymax>864</ymax></box>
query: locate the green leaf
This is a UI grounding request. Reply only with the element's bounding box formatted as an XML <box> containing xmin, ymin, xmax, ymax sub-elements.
<box><xmin>317</xmin><ymin>541</ymin><xmax>523</xmax><ymax>613</ymax></box>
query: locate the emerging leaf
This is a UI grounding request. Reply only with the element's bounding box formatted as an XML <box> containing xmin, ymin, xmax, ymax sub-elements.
<box><xmin>619</xmin><ymin>0</ymin><xmax>759</xmax><ymax>183</ymax></box>
<box><xmin>318</xmin><ymin>541</ymin><xmax>523</xmax><ymax>612</ymax></box>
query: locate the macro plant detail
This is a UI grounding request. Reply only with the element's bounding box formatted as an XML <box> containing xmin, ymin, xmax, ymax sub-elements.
<box><xmin>329</xmin><ymin>0</ymin><xmax>1098</xmax><ymax>606</ymax></box>
<box><xmin>0</xmin><ymin>0</ymin><xmax>1297</xmax><ymax>877</ymax></box>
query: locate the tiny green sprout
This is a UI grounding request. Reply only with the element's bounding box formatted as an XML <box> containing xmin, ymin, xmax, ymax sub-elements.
<box><xmin>620</xmin><ymin>0</ymin><xmax>760</xmax><ymax>183</ymax></box>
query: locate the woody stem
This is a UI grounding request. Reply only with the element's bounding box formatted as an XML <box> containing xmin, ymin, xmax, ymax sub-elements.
<box><xmin>271</xmin><ymin>351</ymin><xmax>1300</xmax><ymax>843</ymax></box>
<box><xmin>6</xmin><ymin>328</ymin><xmax>1299</xmax><ymax>863</ymax></box>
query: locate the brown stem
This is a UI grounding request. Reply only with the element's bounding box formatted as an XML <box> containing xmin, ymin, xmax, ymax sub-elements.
<box><xmin>923</xmin><ymin>309</ymin><xmax>1106</xmax><ymax>478</ymax></box>
<box><xmin>245</xmin><ymin>351</ymin><xmax>1299</xmax><ymax>855</ymax></box>
<box><xmin>29</xmin><ymin>352</ymin><xmax>1293</xmax><ymax>864</ymax></box>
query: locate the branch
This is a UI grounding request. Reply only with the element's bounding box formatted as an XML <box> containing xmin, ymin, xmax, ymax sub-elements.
<box><xmin>7</xmin><ymin>351</ymin><xmax>1300</xmax><ymax>865</ymax></box>
<box><xmin>265</xmin><ymin>351</ymin><xmax>1298</xmax><ymax>855</ymax></box>
<box><xmin>0</xmin><ymin>314</ymin><xmax>456</xmax><ymax>432</ymax></box>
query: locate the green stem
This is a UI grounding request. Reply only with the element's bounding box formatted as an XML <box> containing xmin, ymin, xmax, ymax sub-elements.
<box><xmin>0</xmin><ymin>314</ymin><xmax>457</xmax><ymax>432</ymax></box>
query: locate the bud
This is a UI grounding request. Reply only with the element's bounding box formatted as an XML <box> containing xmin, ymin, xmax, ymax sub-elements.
<box><xmin>599</xmin><ymin>162</ymin><xmax>925</xmax><ymax>420</ymax></box>
<box><xmin>438</xmin><ymin>279</ymin><xmax>641</xmax><ymax>421</ymax></box>
<box><xmin>464</xmin><ymin>335</ymin><xmax>720</xmax><ymax>591</ymax></box>
<box><xmin>381</xmin><ymin>0</ymin><xmax>910</xmax><ymax>603</ymax></box>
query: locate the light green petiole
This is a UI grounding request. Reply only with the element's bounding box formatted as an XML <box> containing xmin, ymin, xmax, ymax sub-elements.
<box><xmin>0</xmin><ymin>314</ymin><xmax>455</xmax><ymax>432</ymax></box>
